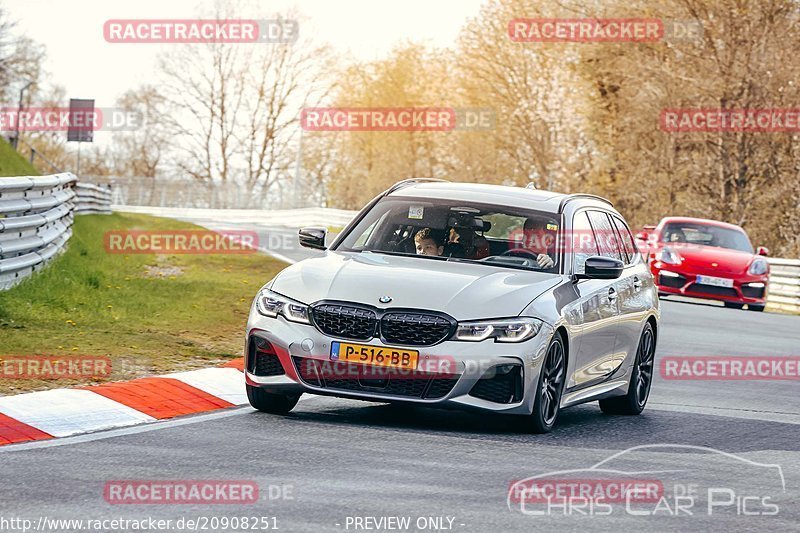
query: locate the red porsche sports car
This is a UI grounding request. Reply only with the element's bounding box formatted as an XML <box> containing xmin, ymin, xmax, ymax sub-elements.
<box><xmin>637</xmin><ymin>217</ymin><xmax>769</xmax><ymax>311</ymax></box>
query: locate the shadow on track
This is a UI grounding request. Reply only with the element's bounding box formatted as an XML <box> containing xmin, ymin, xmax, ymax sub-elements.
<box><xmin>247</xmin><ymin>398</ymin><xmax>800</xmax><ymax>453</ymax></box>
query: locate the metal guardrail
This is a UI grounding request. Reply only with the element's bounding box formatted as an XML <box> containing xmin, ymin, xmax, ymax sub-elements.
<box><xmin>0</xmin><ymin>173</ymin><xmax>77</xmax><ymax>290</ymax></box>
<box><xmin>767</xmin><ymin>258</ymin><xmax>800</xmax><ymax>313</ymax></box>
<box><xmin>75</xmin><ymin>183</ymin><xmax>113</xmax><ymax>215</ymax></box>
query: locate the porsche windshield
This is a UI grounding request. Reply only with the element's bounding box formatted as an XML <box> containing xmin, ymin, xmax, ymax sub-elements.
<box><xmin>662</xmin><ymin>223</ymin><xmax>753</xmax><ymax>254</ymax></box>
<box><xmin>335</xmin><ymin>197</ymin><xmax>562</xmax><ymax>272</ymax></box>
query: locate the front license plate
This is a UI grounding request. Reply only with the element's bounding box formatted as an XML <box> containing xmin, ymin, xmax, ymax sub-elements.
<box><xmin>696</xmin><ymin>275</ymin><xmax>734</xmax><ymax>288</ymax></box>
<box><xmin>331</xmin><ymin>342</ymin><xmax>419</xmax><ymax>370</ymax></box>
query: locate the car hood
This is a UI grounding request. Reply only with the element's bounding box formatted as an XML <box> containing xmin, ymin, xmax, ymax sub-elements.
<box><xmin>667</xmin><ymin>243</ymin><xmax>757</xmax><ymax>274</ymax></box>
<box><xmin>270</xmin><ymin>251</ymin><xmax>562</xmax><ymax>320</ymax></box>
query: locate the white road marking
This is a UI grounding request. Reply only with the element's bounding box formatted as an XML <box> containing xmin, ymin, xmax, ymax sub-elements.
<box><xmin>0</xmin><ymin>395</ymin><xmax>319</xmax><ymax>453</ymax></box>
<box><xmin>0</xmin><ymin>389</ymin><xmax>155</xmax><ymax>437</ymax></box>
<box><xmin>159</xmin><ymin>367</ymin><xmax>249</xmax><ymax>405</ymax></box>
<box><xmin>0</xmin><ymin>407</ymin><xmax>254</xmax><ymax>452</ymax></box>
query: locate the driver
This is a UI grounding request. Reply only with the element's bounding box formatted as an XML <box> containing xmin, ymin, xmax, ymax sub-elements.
<box><xmin>521</xmin><ymin>218</ymin><xmax>556</xmax><ymax>269</ymax></box>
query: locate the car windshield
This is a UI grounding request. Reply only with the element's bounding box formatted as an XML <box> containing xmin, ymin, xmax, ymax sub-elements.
<box><xmin>335</xmin><ymin>197</ymin><xmax>562</xmax><ymax>272</ymax></box>
<box><xmin>661</xmin><ymin>222</ymin><xmax>753</xmax><ymax>253</ymax></box>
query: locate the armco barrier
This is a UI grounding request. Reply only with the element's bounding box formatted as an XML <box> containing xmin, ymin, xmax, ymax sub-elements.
<box><xmin>0</xmin><ymin>173</ymin><xmax>77</xmax><ymax>290</ymax></box>
<box><xmin>767</xmin><ymin>258</ymin><xmax>800</xmax><ymax>313</ymax></box>
<box><xmin>74</xmin><ymin>182</ymin><xmax>113</xmax><ymax>215</ymax></box>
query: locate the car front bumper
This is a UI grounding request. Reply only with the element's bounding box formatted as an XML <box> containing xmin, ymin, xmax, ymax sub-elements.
<box><xmin>651</xmin><ymin>261</ymin><xmax>768</xmax><ymax>305</ymax></box>
<box><xmin>245</xmin><ymin>310</ymin><xmax>555</xmax><ymax>416</ymax></box>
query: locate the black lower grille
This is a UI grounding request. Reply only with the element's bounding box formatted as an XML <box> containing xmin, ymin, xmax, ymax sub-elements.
<box><xmin>381</xmin><ymin>313</ymin><xmax>454</xmax><ymax>346</ymax></box>
<box><xmin>425</xmin><ymin>377</ymin><xmax>460</xmax><ymax>399</ymax></box>
<box><xmin>659</xmin><ymin>273</ymin><xmax>685</xmax><ymax>288</ymax></box>
<box><xmin>254</xmin><ymin>353</ymin><xmax>285</xmax><ymax>376</ymax></box>
<box><xmin>469</xmin><ymin>365</ymin><xmax>522</xmax><ymax>404</ymax></box>
<box><xmin>292</xmin><ymin>357</ymin><xmax>459</xmax><ymax>399</ymax></box>
<box><xmin>687</xmin><ymin>283</ymin><xmax>738</xmax><ymax>298</ymax></box>
<box><xmin>742</xmin><ymin>285</ymin><xmax>765</xmax><ymax>299</ymax></box>
<box><xmin>311</xmin><ymin>304</ymin><xmax>377</xmax><ymax>340</ymax></box>
<box><xmin>247</xmin><ymin>336</ymin><xmax>285</xmax><ymax>376</ymax></box>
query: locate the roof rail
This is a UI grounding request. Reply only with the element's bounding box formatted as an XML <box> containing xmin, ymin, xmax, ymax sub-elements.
<box><xmin>558</xmin><ymin>194</ymin><xmax>613</xmax><ymax>212</ymax></box>
<box><xmin>386</xmin><ymin>178</ymin><xmax>449</xmax><ymax>194</ymax></box>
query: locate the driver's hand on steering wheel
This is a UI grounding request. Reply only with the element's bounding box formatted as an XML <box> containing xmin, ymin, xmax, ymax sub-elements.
<box><xmin>536</xmin><ymin>254</ymin><xmax>554</xmax><ymax>268</ymax></box>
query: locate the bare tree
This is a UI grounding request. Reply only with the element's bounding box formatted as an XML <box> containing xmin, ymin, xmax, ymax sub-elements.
<box><xmin>157</xmin><ymin>8</ymin><xmax>332</xmax><ymax>208</ymax></box>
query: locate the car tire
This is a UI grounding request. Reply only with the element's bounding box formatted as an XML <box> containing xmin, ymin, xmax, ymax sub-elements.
<box><xmin>528</xmin><ymin>331</ymin><xmax>566</xmax><ymax>434</ymax></box>
<box><xmin>748</xmin><ymin>304</ymin><xmax>765</xmax><ymax>312</ymax></box>
<box><xmin>246</xmin><ymin>385</ymin><xmax>300</xmax><ymax>414</ymax></box>
<box><xmin>724</xmin><ymin>302</ymin><xmax>744</xmax><ymax>309</ymax></box>
<box><xmin>599</xmin><ymin>322</ymin><xmax>656</xmax><ymax>416</ymax></box>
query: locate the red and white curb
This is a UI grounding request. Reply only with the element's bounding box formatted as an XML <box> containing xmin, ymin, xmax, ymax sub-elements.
<box><xmin>0</xmin><ymin>359</ymin><xmax>247</xmax><ymax>446</ymax></box>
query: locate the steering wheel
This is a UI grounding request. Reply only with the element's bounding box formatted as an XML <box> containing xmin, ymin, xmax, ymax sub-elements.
<box><xmin>501</xmin><ymin>248</ymin><xmax>540</xmax><ymax>259</ymax></box>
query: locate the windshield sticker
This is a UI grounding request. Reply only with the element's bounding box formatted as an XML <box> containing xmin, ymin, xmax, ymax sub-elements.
<box><xmin>408</xmin><ymin>206</ymin><xmax>424</xmax><ymax>220</ymax></box>
<box><xmin>546</xmin><ymin>223</ymin><xmax>559</xmax><ymax>231</ymax></box>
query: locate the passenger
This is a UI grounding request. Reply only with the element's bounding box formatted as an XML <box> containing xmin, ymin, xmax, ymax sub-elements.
<box><xmin>447</xmin><ymin>226</ymin><xmax>490</xmax><ymax>260</ymax></box>
<box><xmin>414</xmin><ymin>227</ymin><xmax>445</xmax><ymax>257</ymax></box>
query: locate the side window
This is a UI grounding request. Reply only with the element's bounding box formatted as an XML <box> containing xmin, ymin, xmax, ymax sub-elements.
<box><xmin>572</xmin><ymin>211</ymin><xmax>599</xmax><ymax>275</ymax></box>
<box><xmin>612</xmin><ymin>216</ymin><xmax>639</xmax><ymax>265</ymax></box>
<box><xmin>587</xmin><ymin>211</ymin><xmax>624</xmax><ymax>262</ymax></box>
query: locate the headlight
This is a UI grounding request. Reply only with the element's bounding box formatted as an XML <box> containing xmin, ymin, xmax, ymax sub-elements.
<box><xmin>255</xmin><ymin>289</ymin><xmax>310</xmax><ymax>324</ymax></box>
<box><xmin>452</xmin><ymin>318</ymin><xmax>542</xmax><ymax>343</ymax></box>
<box><xmin>659</xmin><ymin>246</ymin><xmax>682</xmax><ymax>265</ymax></box>
<box><xmin>748</xmin><ymin>258</ymin><xmax>768</xmax><ymax>275</ymax></box>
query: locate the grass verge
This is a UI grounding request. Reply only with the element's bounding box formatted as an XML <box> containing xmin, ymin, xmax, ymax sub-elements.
<box><xmin>0</xmin><ymin>213</ymin><xmax>286</xmax><ymax>394</ymax></box>
<box><xmin>0</xmin><ymin>138</ymin><xmax>40</xmax><ymax>177</ymax></box>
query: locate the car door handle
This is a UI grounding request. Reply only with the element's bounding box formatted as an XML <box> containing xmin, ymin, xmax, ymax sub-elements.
<box><xmin>607</xmin><ymin>287</ymin><xmax>618</xmax><ymax>301</ymax></box>
<box><xmin>633</xmin><ymin>277</ymin><xmax>642</xmax><ymax>290</ymax></box>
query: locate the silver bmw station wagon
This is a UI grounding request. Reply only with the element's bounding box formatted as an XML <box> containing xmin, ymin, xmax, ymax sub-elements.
<box><xmin>245</xmin><ymin>179</ymin><xmax>659</xmax><ymax>433</ymax></box>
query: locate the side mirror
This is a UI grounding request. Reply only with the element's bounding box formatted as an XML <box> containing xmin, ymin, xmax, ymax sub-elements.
<box><xmin>635</xmin><ymin>225</ymin><xmax>657</xmax><ymax>243</ymax></box>
<box><xmin>576</xmin><ymin>256</ymin><xmax>624</xmax><ymax>280</ymax></box>
<box><xmin>756</xmin><ymin>246</ymin><xmax>769</xmax><ymax>257</ymax></box>
<box><xmin>299</xmin><ymin>227</ymin><xmax>327</xmax><ymax>250</ymax></box>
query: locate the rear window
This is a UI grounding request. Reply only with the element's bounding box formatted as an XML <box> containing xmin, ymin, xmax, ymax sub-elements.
<box><xmin>612</xmin><ymin>216</ymin><xmax>639</xmax><ymax>264</ymax></box>
<box><xmin>587</xmin><ymin>211</ymin><xmax>624</xmax><ymax>262</ymax></box>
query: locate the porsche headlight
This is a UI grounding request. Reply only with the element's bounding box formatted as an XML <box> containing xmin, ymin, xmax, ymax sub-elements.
<box><xmin>255</xmin><ymin>289</ymin><xmax>310</xmax><ymax>324</ymax></box>
<box><xmin>452</xmin><ymin>318</ymin><xmax>542</xmax><ymax>343</ymax></box>
<box><xmin>748</xmin><ymin>258</ymin><xmax>768</xmax><ymax>275</ymax></box>
<box><xmin>659</xmin><ymin>246</ymin><xmax>682</xmax><ymax>265</ymax></box>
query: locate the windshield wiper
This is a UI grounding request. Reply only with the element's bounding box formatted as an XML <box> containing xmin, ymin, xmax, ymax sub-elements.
<box><xmin>364</xmin><ymin>250</ymin><xmax>556</xmax><ymax>272</ymax></box>
<box><xmin>364</xmin><ymin>250</ymin><xmax>449</xmax><ymax>261</ymax></box>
